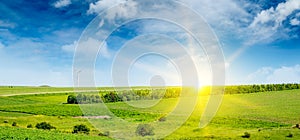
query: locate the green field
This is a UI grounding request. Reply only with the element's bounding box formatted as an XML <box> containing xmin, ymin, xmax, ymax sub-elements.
<box><xmin>0</xmin><ymin>87</ymin><xmax>300</xmax><ymax>139</ymax></box>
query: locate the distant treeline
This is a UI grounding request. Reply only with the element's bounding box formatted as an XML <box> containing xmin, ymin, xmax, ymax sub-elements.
<box><xmin>67</xmin><ymin>88</ymin><xmax>182</xmax><ymax>104</ymax></box>
<box><xmin>224</xmin><ymin>83</ymin><xmax>300</xmax><ymax>94</ymax></box>
<box><xmin>67</xmin><ymin>84</ymin><xmax>300</xmax><ymax>104</ymax></box>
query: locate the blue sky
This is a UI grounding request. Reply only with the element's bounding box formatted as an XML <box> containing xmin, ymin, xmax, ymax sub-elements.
<box><xmin>0</xmin><ymin>0</ymin><xmax>300</xmax><ymax>86</ymax></box>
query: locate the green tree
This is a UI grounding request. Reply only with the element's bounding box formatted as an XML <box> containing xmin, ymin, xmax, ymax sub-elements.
<box><xmin>67</xmin><ymin>95</ymin><xmax>77</xmax><ymax>104</ymax></box>
<box><xmin>72</xmin><ymin>124</ymin><xmax>90</xmax><ymax>134</ymax></box>
<box><xmin>36</xmin><ymin>122</ymin><xmax>56</xmax><ymax>130</ymax></box>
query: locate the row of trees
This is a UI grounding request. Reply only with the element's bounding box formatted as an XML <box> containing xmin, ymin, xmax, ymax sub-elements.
<box><xmin>67</xmin><ymin>88</ymin><xmax>182</xmax><ymax>104</ymax></box>
<box><xmin>224</xmin><ymin>83</ymin><xmax>300</xmax><ymax>94</ymax></box>
<box><xmin>101</xmin><ymin>88</ymin><xmax>181</xmax><ymax>103</ymax></box>
<box><xmin>67</xmin><ymin>84</ymin><xmax>300</xmax><ymax>104</ymax></box>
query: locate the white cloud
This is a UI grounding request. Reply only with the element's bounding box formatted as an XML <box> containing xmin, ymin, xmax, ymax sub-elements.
<box><xmin>0</xmin><ymin>20</ymin><xmax>16</xmax><ymax>28</ymax></box>
<box><xmin>250</xmin><ymin>0</ymin><xmax>300</xmax><ymax>28</ymax></box>
<box><xmin>182</xmin><ymin>0</ymin><xmax>251</xmax><ymax>32</ymax></box>
<box><xmin>248</xmin><ymin>0</ymin><xmax>300</xmax><ymax>42</ymax></box>
<box><xmin>85</xmin><ymin>0</ymin><xmax>300</xmax><ymax>80</ymax></box>
<box><xmin>267</xmin><ymin>65</ymin><xmax>300</xmax><ymax>83</ymax></box>
<box><xmin>246</xmin><ymin>65</ymin><xmax>300</xmax><ymax>84</ymax></box>
<box><xmin>0</xmin><ymin>42</ymin><xmax>4</xmax><ymax>49</ymax></box>
<box><xmin>247</xmin><ymin>67</ymin><xmax>273</xmax><ymax>83</ymax></box>
<box><xmin>87</xmin><ymin>0</ymin><xmax>125</xmax><ymax>14</ymax></box>
<box><xmin>99</xmin><ymin>41</ymin><xmax>111</xmax><ymax>58</ymax></box>
<box><xmin>88</xmin><ymin>0</ymin><xmax>138</xmax><ymax>21</ymax></box>
<box><xmin>71</xmin><ymin>38</ymin><xmax>111</xmax><ymax>59</ymax></box>
<box><xmin>290</xmin><ymin>18</ymin><xmax>300</xmax><ymax>25</ymax></box>
<box><xmin>61</xmin><ymin>41</ymin><xmax>77</xmax><ymax>53</ymax></box>
<box><xmin>53</xmin><ymin>0</ymin><xmax>71</xmax><ymax>8</ymax></box>
<box><xmin>228</xmin><ymin>0</ymin><xmax>300</xmax><ymax>63</ymax></box>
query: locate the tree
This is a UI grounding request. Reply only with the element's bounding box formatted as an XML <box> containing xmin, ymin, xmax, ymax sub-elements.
<box><xmin>67</xmin><ymin>95</ymin><xmax>77</xmax><ymax>104</ymax></box>
<box><xmin>72</xmin><ymin>124</ymin><xmax>90</xmax><ymax>134</ymax></box>
<box><xmin>27</xmin><ymin>124</ymin><xmax>33</xmax><ymax>128</ymax></box>
<box><xmin>12</xmin><ymin>122</ymin><xmax>17</xmax><ymax>126</ymax></box>
<box><xmin>76</xmin><ymin>94</ymin><xmax>83</xmax><ymax>104</ymax></box>
<box><xmin>36</xmin><ymin>122</ymin><xmax>56</xmax><ymax>130</ymax></box>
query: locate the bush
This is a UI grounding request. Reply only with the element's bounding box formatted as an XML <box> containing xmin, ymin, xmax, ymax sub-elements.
<box><xmin>98</xmin><ymin>131</ymin><xmax>110</xmax><ymax>137</ymax></box>
<box><xmin>3</xmin><ymin>120</ymin><xmax>8</xmax><ymax>123</ymax></box>
<box><xmin>241</xmin><ymin>132</ymin><xmax>250</xmax><ymax>138</ymax></box>
<box><xmin>36</xmin><ymin>122</ymin><xmax>56</xmax><ymax>130</ymax></box>
<box><xmin>72</xmin><ymin>124</ymin><xmax>90</xmax><ymax>134</ymax></box>
<box><xmin>158</xmin><ymin>116</ymin><xmax>167</xmax><ymax>122</ymax></box>
<box><xmin>67</xmin><ymin>95</ymin><xmax>78</xmax><ymax>104</ymax></box>
<box><xmin>27</xmin><ymin>124</ymin><xmax>33</xmax><ymax>128</ymax></box>
<box><xmin>12</xmin><ymin>122</ymin><xmax>17</xmax><ymax>126</ymax></box>
<box><xmin>286</xmin><ymin>133</ymin><xmax>293</xmax><ymax>138</ymax></box>
<box><xmin>136</xmin><ymin>124</ymin><xmax>154</xmax><ymax>137</ymax></box>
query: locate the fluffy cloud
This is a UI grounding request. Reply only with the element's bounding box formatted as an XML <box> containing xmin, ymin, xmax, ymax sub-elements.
<box><xmin>88</xmin><ymin>0</ymin><xmax>138</xmax><ymax>21</ymax></box>
<box><xmin>53</xmin><ymin>0</ymin><xmax>71</xmax><ymax>8</ymax></box>
<box><xmin>250</xmin><ymin>0</ymin><xmax>300</xmax><ymax>28</ymax></box>
<box><xmin>62</xmin><ymin>39</ymin><xmax>111</xmax><ymax>58</ymax></box>
<box><xmin>290</xmin><ymin>18</ymin><xmax>300</xmax><ymax>25</ymax></box>
<box><xmin>86</xmin><ymin>0</ymin><xmax>298</xmax><ymax>45</ymax></box>
<box><xmin>247</xmin><ymin>65</ymin><xmax>300</xmax><ymax>84</ymax></box>
<box><xmin>181</xmin><ymin>0</ymin><xmax>251</xmax><ymax>33</ymax></box>
<box><xmin>84</xmin><ymin>0</ymin><xmax>299</xmax><ymax>75</ymax></box>
<box><xmin>61</xmin><ymin>41</ymin><xmax>77</xmax><ymax>53</ymax></box>
<box><xmin>247</xmin><ymin>0</ymin><xmax>300</xmax><ymax>44</ymax></box>
<box><xmin>87</xmin><ymin>0</ymin><xmax>126</xmax><ymax>14</ymax></box>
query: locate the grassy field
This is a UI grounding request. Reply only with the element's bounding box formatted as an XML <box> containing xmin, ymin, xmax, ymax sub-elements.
<box><xmin>0</xmin><ymin>87</ymin><xmax>300</xmax><ymax>139</ymax></box>
<box><xmin>0</xmin><ymin>86</ymin><xmax>74</xmax><ymax>95</ymax></box>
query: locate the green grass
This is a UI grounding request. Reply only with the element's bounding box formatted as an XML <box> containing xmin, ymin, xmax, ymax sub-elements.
<box><xmin>164</xmin><ymin>89</ymin><xmax>300</xmax><ymax>139</ymax></box>
<box><xmin>0</xmin><ymin>88</ymin><xmax>300</xmax><ymax>139</ymax></box>
<box><xmin>0</xmin><ymin>126</ymin><xmax>109</xmax><ymax>140</ymax></box>
<box><xmin>0</xmin><ymin>86</ymin><xmax>74</xmax><ymax>95</ymax></box>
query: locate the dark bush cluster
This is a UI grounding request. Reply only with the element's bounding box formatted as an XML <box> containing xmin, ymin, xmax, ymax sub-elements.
<box><xmin>241</xmin><ymin>132</ymin><xmax>250</xmax><ymax>138</ymax></box>
<box><xmin>35</xmin><ymin>122</ymin><xmax>56</xmax><ymax>130</ymax></box>
<box><xmin>12</xmin><ymin>122</ymin><xmax>17</xmax><ymax>126</ymax></box>
<box><xmin>286</xmin><ymin>133</ymin><xmax>293</xmax><ymax>138</ymax></box>
<box><xmin>27</xmin><ymin>124</ymin><xmax>33</xmax><ymax>128</ymax></box>
<box><xmin>67</xmin><ymin>94</ymin><xmax>102</xmax><ymax>104</ymax></box>
<box><xmin>72</xmin><ymin>124</ymin><xmax>90</xmax><ymax>134</ymax></box>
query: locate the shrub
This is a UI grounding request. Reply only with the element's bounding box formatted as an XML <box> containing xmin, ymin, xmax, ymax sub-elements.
<box><xmin>98</xmin><ymin>131</ymin><xmax>110</xmax><ymax>137</ymax></box>
<box><xmin>67</xmin><ymin>95</ymin><xmax>78</xmax><ymax>104</ymax></box>
<box><xmin>27</xmin><ymin>124</ymin><xmax>33</xmax><ymax>128</ymax></box>
<box><xmin>286</xmin><ymin>133</ymin><xmax>293</xmax><ymax>138</ymax></box>
<box><xmin>3</xmin><ymin>120</ymin><xmax>8</xmax><ymax>123</ymax></box>
<box><xmin>12</xmin><ymin>122</ymin><xmax>17</xmax><ymax>126</ymax></box>
<box><xmin>136</xmin><ymin>124</ymin><xmax>154</xmax><ymax>137</ymax></box>
<box><xmin>36</xmin><ymin>122</ymin><xmax>56</xmax><ymax>130</ymax></box>
<box><xmin>158</xmin><ymin>116</ymin><xmax>167</xmax><ymax>122</ymax></box>
<box><xmin>241</xmin><ymin>132</ymin><xmax>250</xmax><ymax>138</ymax></box>
<box><xmin>72</xmin><ymin>124</ymin><xmax>90</xmax><ymax>134</ymax></box>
